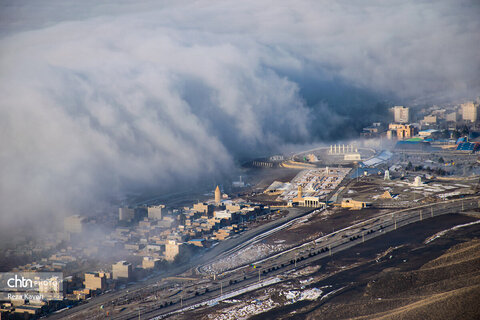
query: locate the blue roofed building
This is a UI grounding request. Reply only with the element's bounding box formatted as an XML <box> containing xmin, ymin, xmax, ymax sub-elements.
<box><xmin>395</xmin><ymin>140</ymin><xmax>432</xmax><ymax>151</ymax></box>
<box><xmin>456</xmin><ymin>142</ymin><xmax>480</xmax><ymax>153</ymax></box>
<box><xmin>456</xmin><ymin>137</ymin><xmax>468</xmax><ymax>144</ymax></box>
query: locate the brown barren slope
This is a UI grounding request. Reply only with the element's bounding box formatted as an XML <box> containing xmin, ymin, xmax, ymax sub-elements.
<box><xmin>307</xmin><ymin>239</ymin><xmax>480</xmax><ymax>320</ymax></box>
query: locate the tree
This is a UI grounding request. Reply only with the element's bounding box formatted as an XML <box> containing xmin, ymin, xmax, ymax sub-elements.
<box><xmin>406</xmin><ymin>161</ymin><xmax>413</xmax><ymax>171</ymax></box>
<box><xmin>461</xmin><ymin>125</ymin><xmax>470</xmax><ymax>136</ymax></box>
<box><xmin>441</xmin><ymin>129</ymin><xmax>450</xmax><ymax>139</ymax></box>
<box><xmin>438</xmin><ymin>157</ymin><xmax>444</xmax><ymax>164</ymax></box>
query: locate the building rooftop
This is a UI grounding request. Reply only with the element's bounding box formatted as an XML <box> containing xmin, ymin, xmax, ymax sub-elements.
<box><xmin>456</xmin><ymin>142</ymin><xmax>479</xmax><ymax>152</ymax></box>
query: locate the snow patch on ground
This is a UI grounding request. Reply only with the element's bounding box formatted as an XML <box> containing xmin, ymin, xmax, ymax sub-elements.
<box><xmin>204</xmin><ymin>243</ymin><xmax>287</xmax><ymax>273</ymax></box>
<box><xmin>425</xmin><ymin>220</ymin><xmax>480</xmax><ymax>244</ymax></box>
<box><xmin>209</xmin><ymin>298</ymin><xmax>279</xmax><ymax>320</ymax></box>
<box><xmin>291</xmin><ymin>265</ymin><xmax>321</xmax><ymax>277</ymax></box>
<box><xmin>222</xmin><ymin>299</ymin><xmax>241</xmax><ymax>304</ymax></box>
<box><xmin>153</xmin><ymin>278</ymin><xmax>283</xmax><ymax>320</ymax></box>
<box><xmin>300</xmin><ymin>277</ymin><xmax>314</xmax><ymax>285</ymax></box>
<box><xmin>437</xmin><ymin>191</ymin><xmax>461</xmax><ymax>198</ymax></box>
<box><xmin>283</xmin><ymin>288</ymin><xmax>323</xmax><ymax>303</ymax></box>
<box><xmin>209</xmin><ymin>287</ymin><xmax>323</xmax><ymax>320</ymax></box>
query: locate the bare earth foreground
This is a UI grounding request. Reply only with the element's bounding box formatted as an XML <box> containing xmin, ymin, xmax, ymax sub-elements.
<box><xmin>266</xmin><ymin>215</ymin><xmax>480</xmax><ymax>320</ymax></box>
<box><xmin>175</xmin><ymin>213</ymin><xmax>480</xmax><ymax>320</ymax></box>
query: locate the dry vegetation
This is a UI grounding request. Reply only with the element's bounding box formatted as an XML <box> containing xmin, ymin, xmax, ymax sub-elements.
<box><xmin>306</xmin><ymin>239</ymin><xmax>480</xmax><ymax>320</ymax></box>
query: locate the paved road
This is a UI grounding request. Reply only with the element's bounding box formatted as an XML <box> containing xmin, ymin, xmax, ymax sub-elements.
<box><xmin>113</xmin><ymin>197</ymin><xmax>479</xmax><ymax>320</ymax></box>
<box><xmin>47</xmin><ymin>207</ymin><xmax>314</xmax><ymax>319</ymax></box>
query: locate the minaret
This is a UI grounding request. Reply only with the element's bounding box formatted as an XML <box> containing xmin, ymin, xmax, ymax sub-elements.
<box><xmin>215</xmin><ymin>185</ymin><xmax>221</xmax><ymax>204</ymax></box>
<box><xmin>297</xmin><ymin>185</ymin><xmax>302</xmax><ymax>199</ymax></box>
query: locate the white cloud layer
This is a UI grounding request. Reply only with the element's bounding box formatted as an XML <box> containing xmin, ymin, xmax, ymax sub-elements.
<box><xmin>0</xmin><ymin>0</ymin><xmax>479</xmax><ymax>228</ymax></box>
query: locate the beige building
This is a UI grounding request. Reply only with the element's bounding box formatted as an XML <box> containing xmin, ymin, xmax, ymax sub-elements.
<box><xmin>293</xmin><ymin>185</ymin><xmax>303</xmax><ymax>203</ymax></box>
<box><xmin>380</xmin><ymin>190</ymin><xmax>394</xmax><ymax>199</ymax></box>
<box><xmin>341</xmin><ymin>199</ymin><xmax>368</xmax><ymax>210</ymax></box>
<box><xmin>142</xmin><ymin>257</ymin><xmax>161</xmax><ymax>269</ymax></box>
<box><xmin>461</xmin><ymin>102</ymin><xmax>478</xmax><ymax>122</ymax></box>
<box><xmin>214</xmin><ymin>210</ymin><xmax>232</xmax><ymax>220</ymax></box>
<box><xmin>119</xmin><ymin>207</ymin><xmax>134</xmax><ymax>221</ymax></box>
<box><xmin>38</xmin><ymin>275</ymin><xmax>63</xmax><ymax>299</ymax></box>
<box><xmin>393</xmin><ymin>106</ymin><xmax>409</xmax><ymax>123</ymax></box>
<box><xmin>165</xmin><ymin>240</ymin><xmax>181</xmax><ymax>262</ymax></box>
<box><xmin>12</xmin><ymin>305</ymin><xmax>43</xmax><ymax>316</ymax></box>
<box><xmin>446</xmin><ymin>111</ymin><xmax>457</xmax><ymax>122</ymax></box>
<box><xmin>193</xmin><ymin>202</ymin><xmax>213</xmax><ymax>214</ymax></box>
<box><xmin>188</xmin><ymin>239</ymin><xmax>206</xmax><ymax>247</ymax></box>
<box><xmin>112</xmin><ymin>261</ymin><xmax>132</xmax><ymax>280</ymax></box>
<box><xmin>64</xmin><ymin>215</ymin><xmax>86</xmax><ymax>234</ymax></box>
<box><xmin>226</xmin><ymin>203</ymin><xmax>242</xmax><ymax>211</ymax></box>
<box><xmin>213</xmin><ymin>228</ymin><xmax>232</xmax><ymax>240</ymax></box>
<box><xmin>84</xmin><ymin>272</ymin><xmax>107</xmax><ymax>291</ymax></box>
<box><xmin>387</xmin><ymin>123</ymin><xmax>414</xmax><ymax>139</ymax></box>
<box><xmin>215</xmin><ymin>186</ymin><xmax>221</xmax><ymax>204</ymax></box>
<box><xmin>422</xmin><ymin>115</ymin><xmax>437</xmax><ymax>125</ymax></box>
<box><xmin>344</xmin><ymin>153</ymin><xmax>361</xmax><ymax>161</ymax></box>
<box><xmin>72</xmin><ymin>288</ymin><xmax>91</xmax><ymax>300</ymax></box>
<box><xmin>299</xmin><ymin>196</ymin><xmax>323</xmax><ymax>207</ymax></box>
<box><xmin>147</xmin><ymin>205</ymin><xmax>165</xmax><ymax>220</ymax></box>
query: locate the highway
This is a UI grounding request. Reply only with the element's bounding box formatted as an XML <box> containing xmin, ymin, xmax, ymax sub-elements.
<box><xmin>111</xmin><ymin>196</ymin><xmax>479</xmax><ymax>320</ymax></box>
<box><xmin>46</xmin><ymin>207</ymin><xmax>315</xmax><ymax>319</ymax></box>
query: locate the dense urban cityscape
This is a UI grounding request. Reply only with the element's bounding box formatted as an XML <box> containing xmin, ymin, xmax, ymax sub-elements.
<box><xmin>1</xmin><ymin>1</ymin><xmax>480</xmax><ymax>319</ymax></box>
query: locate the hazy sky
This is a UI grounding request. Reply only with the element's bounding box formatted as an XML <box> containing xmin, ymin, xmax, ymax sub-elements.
<box><xmin>0</xmin><ymin>0</ymin><xmax>479</xmax><ymax>230</ymax></box>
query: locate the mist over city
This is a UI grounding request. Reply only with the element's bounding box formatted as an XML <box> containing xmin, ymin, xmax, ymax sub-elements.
<box><xmin>1</xmin><ymin>1</ymin><xmax>480</xmax><ymax>319</ymax></box>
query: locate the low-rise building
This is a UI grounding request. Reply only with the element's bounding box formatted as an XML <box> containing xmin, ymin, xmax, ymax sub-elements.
<box><xmin>387</xmin><ymin>123</ymin><xmax>415</xmax><ymax>140</ymax></box>
<box><xmin>119</xmin><ymin>207</ymin><xmax>135</xmax><ymax>221</ymax></box>
<box><xmin>64</xmin><ymin>215</ymin><xmax>86</xmax><ymax>234</ymax></box>
<box><xmin>142</xmin><ymin>257</ymin><xmax>161</xmax><ymax>269</ymax></box>
<box><xmin>214</xmin><ymin>210</ymin><xmax>232</xmax><ymax>220</ymax></box>
<box><xmin>112</xmin><ymin>261</ymin><xmax>132</xmax><ymax>280</ymax></box>
<box><xmin>299</xmin><ymin>196</ymin><xmax>324</xmax><ymax>208</ymax></box>
<box><xmin>344</xmin><ymin>153</ymin><xmax>361</xmax><ymax>161</ymax></box>
<box><xmin>446</xmin><ymin>111</ymin><xmax>457</xmax><ymax>122</ymax></box>
<box><xmin>392</xmin><ymin>106</ymin><xmax>409</xmax><ymax>123</ymax></box>
<box><xmin>148</xmin><ymin>205</ymin><xmax>165</xmax><ymax>220</ymax></box>
<box><xmin>165</xmin><ymin>240</ymin><xmax>182</xmax><ymax>262</ymax></box>
<box><xmin>193</xmin><ymin>202</ymin><xmax>214</xmax><ymax>215</ymax></box>
<box><xmin>341</xmin><ymin>199</ymin><xmax>368</xmax><ymax>210</ymax></box>
<box><xmin>461</xmin><ymin>101</ymin><xmax>478</xmax><ymax>122</ymax></box>
<box><xmin>188</xmin><ymin>239</ymin><xmax>206</xmax><ymax>247</ymax></box>
<box><xmin>12</xmin><ymin>305</ymin><xmax>43</xmax><ymax>316</ymax></box>
<box><xmin>421</xmin><ymin>115</ymin><xmax>437</xmax><ymax>125</ymax></box>
<box><xmin>84</xmin><ymin>272</ymin><xmax>108</xmax><ymax>291</ymax></box>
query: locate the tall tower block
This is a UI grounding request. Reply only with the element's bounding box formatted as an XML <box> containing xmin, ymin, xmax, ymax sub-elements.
<box><xmin>215</xmin><ymin>185</ymin><xmax>221</xmax><ymax>204</ymax></box>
